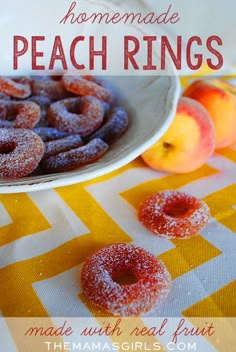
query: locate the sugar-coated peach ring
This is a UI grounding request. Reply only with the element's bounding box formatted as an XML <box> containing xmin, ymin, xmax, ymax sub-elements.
<box><xmin>42</xmin><ymin>135</ymin><xmax>84</xmax><ymax>160</ymax></box>
<box><xmin>33</xmin><ymin>127</ymin><xmax>67</xmax><ymax>142</ymax></box>
<box><xmin>138</xmin><ymin>190</ymin><xmax>210</xmax><ymax>239</ymax></box>
<box><xmin>0</xmin><ymin>92</ymin><xmax>11</xmax><ymax>100</ymax></box>
<box><xmin>41</xmin><ymin>138</ymin><xmax>108</xmax><ymax>173</ymax></box>
<box><xmin>0</xmin><ymin>76</ymin><xmax>31</xmax><ymax>98</ymax></box>
<box><xmin>62</xmin><ymin>75</ymin><xmax>113</xmax><ymax>103</ymax></box>
<box><xmin>48</xmin><ymin>96</ymin><xmax>104</xmax><ymax>136</ymax></box>
<box><xmin>81</xmin><ymin>243</ymin><xmax>171</xmax><ymax>316</ymax></box>
<box><xmin>32</xmin><ymin>77</ymin><xmax>69</xmax><ymax>100</ymax></box>
<box><xmin>87</xmin><ymin>106</ymin><xmax>129</xmax><ymax>145</ymax></box>
<box><xmin>0</xmin><ymin>100</ymin><xmax>40</xmax><ymax>129</ymax></box>
<box><xmin>28</xmin><ymin>95</ymin><xmax>53</xmax><ymax>127</ymax></box>
<box><xmin>0</xmin><ymin>128</ymin><xmax>44</xmax><ymax>178</ymax></box>
<box><xmin>28</xmin><ymin>95</ymin><xmax>52</xmax><ymax>109</ymax></box>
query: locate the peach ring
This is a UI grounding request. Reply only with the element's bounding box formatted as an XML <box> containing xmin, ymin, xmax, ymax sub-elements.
<box><xmin>87</xmin><ymin>106</ymin><xmax>129</xmax><ymax>145</ymax></box>
<box><xmin>62</xmin><ymin>74</ymin><xmax>113</xmax><ymax>103</ymax></box>
<box><xmin>42</xmin><ymin>135</ymin><xmax>84</xmax><ymax>160</ymax></box>
<box><xmin>33</xmin><ymin>127</ymin><xmax>67</xmax><ymax>142</ymax></box>
<box><xmin>0</xmin><ymin>128</ymin><xmax>44</xmax><ymax>178</ymax></box>
<box><xmin>48</xmin><ymin>96</ymin><xmax>104</xmax><ymax>136</ymax></box>
<box><xmin>81</xmin><ymin>243</ymin><xmax>171</xmax><ymax>316</ymax></box>
<box><xmin>0</xmin><ymin>100</ymin><xmax>40</xmax><ymax>129</ymax></box>
<box><xmin>40</xmin><ymin>138</ymin><xmax>108</xmax><ymax>173</ymax></box>
<box><xmin>0</xmin><ymin>76</ymin><xmax>31</xmax><ymax>98</ymax></box>
<box><xmin>32</xmin><ymin>77</ymin><xmax>69</xmax><ymax>100</ymax></box>
<box><xmin>138</xmin><ymin>190</ymin><xmax>210</xmax><ymax>239</ymax></box>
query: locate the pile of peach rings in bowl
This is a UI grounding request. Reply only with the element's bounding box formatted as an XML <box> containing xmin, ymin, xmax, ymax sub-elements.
<box><xmin>0</xmin><ymin>74</ymin><xmax>129</xmax><ymax>179</ymax></box>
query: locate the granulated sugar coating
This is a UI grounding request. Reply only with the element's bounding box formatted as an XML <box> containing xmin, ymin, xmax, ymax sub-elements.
<box><xmin>33</xmin><ymin>127</ymin><xmax>67</xmax><ymax>142</ymax></box>
<box><xmin>41</xmin><ymin>138</ymin><xmax>108</xmax><ymax>173</ymax></box>
<box><xmin>63</xmin><ymin>75</ymin><xmax>113</xmax><ymax>103</ymax></box>
<box><xmin>0</xmin><ymin>100</ymin><xmax>40</xmax><ymax>129</ymax></box>
<box><xmin>48</xmin><ymin>96</ymin><xmax>104</xmax><ymax>136</ymax></box>
<box><xmin>87</xmin><ymin>106</ymin><xmax>129</xmax><ymax>145</ymax></box>
<box><xmin>43</xmin><ymin>135</ymin><xmax>84</xmax><ymax>160</ymax></box>
<box><xmin>81</xmin><ymin>243</ymin><xmax>171</xmax><ymax>316</ymax></box>
<box><xmin>0</xmin><ymin>128</ymin><xmax>44</xmax><ymax>178</ymax></box>
<box><xmin>0</xmin><ymin>76</ymin><xmax>31</xmax><ymax>99</ymax></box>
<box><xmin>32</xmin><ymin>78</ymin><xmax>69</xmax><ymax>100</ymax></box>
<box><xmin>0</xmin><ymin>74</ymin><xmax>130</xmax><ymax>178</ymax></box>
<box><xmin>138</xmin><ymin>190</ymin><xmax>210</xmax><ymax>239</ymax></box>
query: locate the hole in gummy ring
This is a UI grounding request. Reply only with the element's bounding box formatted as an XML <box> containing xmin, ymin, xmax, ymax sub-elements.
<box><xmin>66</xmin><ymin>100</ymin><xmax>82</xmax><ymax>114</ymax></box>
<box><xmin>163</xmin><ymin>199</ymin><xmax>195</xmax><ymax>218</ymax></box>
<box><xmin>0</xmin><ymin>142</ymin><xmax>16</xmax><ymax>154</ymax></box>
<box><xmin>7</xmin><ymin>106</ymin><xmax>18</xmax><ymax>121</ymax></box>
<box><xmin>112</xmin><ymin>270</ymin><xmax>137</xmax><ymax>286</ymax></box>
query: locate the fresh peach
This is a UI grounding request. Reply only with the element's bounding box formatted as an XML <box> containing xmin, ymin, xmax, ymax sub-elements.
<box><xmin>141</xmin><ymin>97</ymin><xmax>215</xmax><ymax>173</ymax></box>
<box><xmin>183</xmin><ymin>79</ymin><xmax>236</xmax><ymax>149</ymax></box>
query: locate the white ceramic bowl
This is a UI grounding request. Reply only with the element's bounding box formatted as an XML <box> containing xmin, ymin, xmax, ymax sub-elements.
<box><xmin>0</xmin><ymin>74</ymin><xmax>180</xmax><ymax>193</ymax></box>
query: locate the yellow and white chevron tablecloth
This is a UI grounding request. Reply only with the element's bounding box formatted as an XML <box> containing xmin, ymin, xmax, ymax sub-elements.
<box><xmin>0</xmin><ymin>70</ymin><xmax>236</xmax><ymax>352</ymax></box>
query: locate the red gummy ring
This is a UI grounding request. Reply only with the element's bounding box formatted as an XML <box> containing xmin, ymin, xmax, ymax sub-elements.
<box><xmin>48</xmin><ymin>96</ymin><xmax>104</xmax><ymax>136</ymax></box>
<box><xmin>0</xmin><ymin>76</ymin><xmax>31</xmax><ymax>98</ymax></box>
<box><xmin>0</xmin><ymin>92</ymin><xmax>11</xmax><ymax>100</ymax></box>
<box><xmin>32</xmin><ymin>77</ymin><xmax>69</xmax><ymax>100</ymax></box>
<box><xmin>62</xmin><ymin>75</ymin><xmax>113</xmax><ymax>103</ymax></box>
<box><xmin>87</xmin><ymin>106</ymin><xmax>129</xmax><ymax>145</ymax></box>
<box><xmin>41</xmin><ymin>138</ymin><xmax>108</xmax><ymax>173</ymax></box>
<box><xmin>42</xmin><ymin>135</ymin><xmax>84</xmax><ymax>160</ymax></box>
<box><xmin>0</xmin><ymin>128</ymin><xmax>44</xmax><ymax>178</ymax></box>
<box><xmin>138</xmin><ymin>190</ymin><xmax>210</xmax><ymax>239</ymax></box>
<box><xmin>28</xmin><ymin>95</ymin><xmax>52</xmax><ymax>127</ymax></box>
<box><xmin>0</xmin><ymin>100</ymin><xmax>40</xmax><ymax>129</ymax></box>
<box><xmin>33</xmin><ymin>127</ymin><xmax>67</xmax><ymax>142</ymax></box>
<box><xmin>81</xmin><ymin>243</ymin><xmax>171</xmax><ymax>316</ymax></box>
